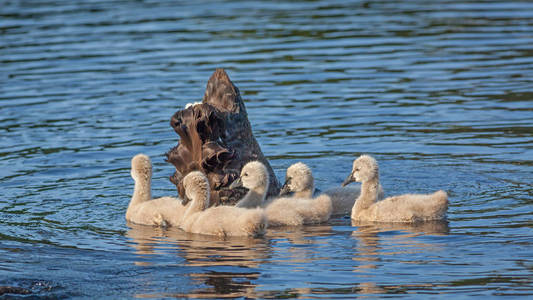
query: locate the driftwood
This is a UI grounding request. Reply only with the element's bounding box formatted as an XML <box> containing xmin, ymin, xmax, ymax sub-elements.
<box><xmin>166</xmin><ymin>69</ymin><xmax>280</xmax><ymax>206</ymax></box>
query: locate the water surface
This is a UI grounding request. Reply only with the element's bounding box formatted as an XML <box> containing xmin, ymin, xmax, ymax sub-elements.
<box><xmin>1</xmin><ymin>0</ymin><xmax>532</xmax><ymax>298</ymax></box>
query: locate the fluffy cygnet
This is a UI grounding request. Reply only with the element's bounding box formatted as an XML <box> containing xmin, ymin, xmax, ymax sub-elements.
<box><xmin>233</xmin><ymin>161</ymin><xmax>332</xmax><ymax>226</ymax></box>
<box><xmin>279</xmin><ymin>162</ymin><xmax>314</xmax><ymax>198</ymax></box>
<box><xmin>280</xmin><ymin>162</ymin><xmax>384</xmax><ymax>217</ymax></box>
<box><xmin>343</xmin><ymin>155</ymin><xmax>448</xmax><ymax>223</ymax></box>
<box><xmin>180</xmin><ymin>171</ymin><xmax>267</xmax><ymax>237</ymax></box>
<box><xmin>231</xmin><ymin>161</ymin><xmax>269</xmax><ymax>208</ymax></box>
<box><xmin>126</xmin><ymin>154</ymin><xmax>187</xmax><ymax>227</ymax></box>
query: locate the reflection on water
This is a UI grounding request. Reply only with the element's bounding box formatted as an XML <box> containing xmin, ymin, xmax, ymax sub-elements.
<box><xmin>350</xmin><ymin>221</ymin><xmax>450</xmax><ymax>296</ymax></box>
<box><xmin>127</xmin><ymin>224</ymin><xmax>267</xmax><ymax>298</ymax></box>
<box><xmin>126</xmin><ymin>221</ymin><xmax>453</xmax><ymax>298</ymax></box>
<box><xmin>1</xmin><ymin>0</ymin><xmax>532</xmax><ymax>297</ymax></box>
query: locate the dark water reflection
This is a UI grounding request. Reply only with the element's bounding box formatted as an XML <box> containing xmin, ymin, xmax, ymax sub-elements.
<box><xmin>1</xmin><ymin>0</ymin><xmax>532</xmax><ymax>298</ymax></box>
<box><xmin>124</xmin><ymin>221</ymin><xmax>454</xmax><ymax>298</ymax></box>
<box><xmin>126</xmin><ymin>224</ymin><xmax>267</xmax><ymax>298</ymax></box>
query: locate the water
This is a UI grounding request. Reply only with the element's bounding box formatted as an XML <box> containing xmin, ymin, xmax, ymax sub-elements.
<box><xmin>1</xmin><ymin>0</ymin><xmax>532</xmax><ymax>298</ymax></box>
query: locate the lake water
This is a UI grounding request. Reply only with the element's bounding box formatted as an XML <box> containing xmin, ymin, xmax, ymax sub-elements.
<box><xmin>1</xmin><ymin>0</ymin><xmax>532</xmax><ymax>298</ymax></box>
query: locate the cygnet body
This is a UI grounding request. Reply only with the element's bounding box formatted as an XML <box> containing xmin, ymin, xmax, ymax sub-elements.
<box><xmin>234</xmin><ymin>161</ymin><xmax>332</xmax><ymax>226</ymax></box>
<box><xmin>126</xmin><ymin>154</ymin><xmax>187</xmax><ymax>227</ymax></box>
<box><xmin>265</xmin><ymin>194</ymin><xmax>332</xmax><ymax>226</ymax></box>
<box><xmin>180</xmin><ymin>171</ymin><xmax>266</xmax><ymax>237</ymax></box>
<box><xmin>343</xmin><ymin>155</ymin><xmax>448</xmax><ymax>223</ymax></box>
<box><xmin>281</xmin><ymin>162</ymin><xmax>384</xmax><ymax>217</ymax></box>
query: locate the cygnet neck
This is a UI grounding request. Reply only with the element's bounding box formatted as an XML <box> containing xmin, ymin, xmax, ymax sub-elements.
<box><xmin>294</xmin><ymin>183</ymin><xmax>314</xmax><ymax>198</ymax></box>
<box><xmin>238</xmin><ymin>184</ymin><xmax>267</xmax><ymax>208</ymax></box>
<box><xmin>130</xmin><ymin>174</ymin><xmax>152</xmax><ymax>206</ymax></box>
<box><xmin>354</xmin><ymin>176</ymin><xmax>380</xmax><ymax>212</ymax></box>
<box><xmin>183</xmin><ymin>187</ymin><xmax>209</xmax><ymax>218</ymax></box>
<box><xmin>190</xmin><ymin>192</ymin><xmax>208</xmax><ymax>211</ymax></box>
<box><xmin>254</xmin><ymin>184</ymin><xmax>268</xmax><ymax>199</ymax></box>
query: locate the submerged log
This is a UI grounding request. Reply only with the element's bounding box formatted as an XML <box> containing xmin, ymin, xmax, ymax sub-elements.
<box><xmin>166</xmin><ymin>69</ymin><xmax>280</xmax><ymax>206</ymax></box>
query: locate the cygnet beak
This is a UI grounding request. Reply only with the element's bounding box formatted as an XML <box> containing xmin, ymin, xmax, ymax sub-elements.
<box><xmin>229</xmin><ymin>177</ymin><xmax>243</xmax><ymax>189</ymax></box>
<box><xmin>342</xmin><ymin>172</ymin><xmax>354</xmax><ymax>187</ymax></box>
<box><xmin>279</xmin><ymin>180</ymin><xmax>291</xmax><ymax>196</ymax></box>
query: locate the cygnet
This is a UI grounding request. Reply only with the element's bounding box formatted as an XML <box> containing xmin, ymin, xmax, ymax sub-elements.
<box><xmin>343</xmin><ymin>155</ymin><xmax>448</xmax><ymax>223</ymax></box>
<box><xmin>232</xmin><ymin>161</ymin><xmax>332</xmax><ymax>226</ymax></box>
<box><xmin>126</xmin><ymin>154</ymin><xmax>187</xmax><ymax>227</ymax></box>
<box><xmin>230</xmin><ymin>161</ymin><xmax>269</xmax><ymax>208</ymax></box>
<box><xmin>180</xmin><ymin>171</ymin><xmax>267</xmax><ymax>237</ymax></box>
<box><xmin>280</xmin><ymin>162</ymin><xmax>384</xmax><ymax>217</ymax></box>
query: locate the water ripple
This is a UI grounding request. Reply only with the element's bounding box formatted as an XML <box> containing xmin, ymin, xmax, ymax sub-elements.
<box><xmin>1</xmin><ymin>0</ymin><xmax>532</xmax><ymax>298</ymax></box>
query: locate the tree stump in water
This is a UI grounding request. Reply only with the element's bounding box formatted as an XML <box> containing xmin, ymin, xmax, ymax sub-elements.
<box><xmin>166</xmin><ymin>68</ymin><xmax>280</xmax><ymax>206</ymax></box>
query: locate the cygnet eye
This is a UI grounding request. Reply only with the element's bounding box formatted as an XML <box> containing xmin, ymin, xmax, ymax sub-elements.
<box><xmin>244</xmin><ymin>172</ymin><xmax>249</xmax><ymax>177</ymax></box>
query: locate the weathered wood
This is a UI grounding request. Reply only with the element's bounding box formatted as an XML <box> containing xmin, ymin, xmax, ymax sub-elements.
<box><xmin>166</xmin><ymin>69</ymin><xmax>280</xmax><ymax>206</ymax></box>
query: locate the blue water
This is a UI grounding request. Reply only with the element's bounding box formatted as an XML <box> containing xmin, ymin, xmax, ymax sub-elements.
<box><xmin>1</xmin><ymin>0</ymin><xmax>532</xmax><ymax>298</ymax></box>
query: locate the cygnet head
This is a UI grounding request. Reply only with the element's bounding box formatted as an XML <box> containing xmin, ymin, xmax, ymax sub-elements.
<box><xmin>280</xmin><ymin>162</ymin><xmax>313</xmax><ymax>196</ymax></box>
<box><xmin>182</xmin><ymin>171</ymin><xmax>210</xmax><ymax>207</ymax></box>
<box><xmin>230</xmin><ymin>161</ymin><xmax>269</xmax><ymax>191</ymax></box>
<box><xmin>131</xmin><ymin>154</ymin><xmax>152</xmax><ymax>182</ymax></box>
<box><xmin>342</xmin><ymin>155</ymin><xmax>379</xmax><ymax>186</ymax></box>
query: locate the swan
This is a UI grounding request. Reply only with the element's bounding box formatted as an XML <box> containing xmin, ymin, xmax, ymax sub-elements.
<box><xmin>180</xmin><ymin>171</ymin><xmax>267</xmax><ymax>237</ymax></box>
<box><xmin>232</xmin><ymin>161</ymin><xmax>332</xmax><ymax>226</ymax></box>
<box><xmin>280</xmin><ymin>162</ymin><xmax>385</xmax><ymax>217</ymax></box>
<box><xmin>342</xmin><ymin>155</ymin><xmax>448</xmax><ymax>223</ymax></box>
<box><xmin>126</xmin><ymin>154</ymin><xmax>187</xmax><ymax>227</ymax></box>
